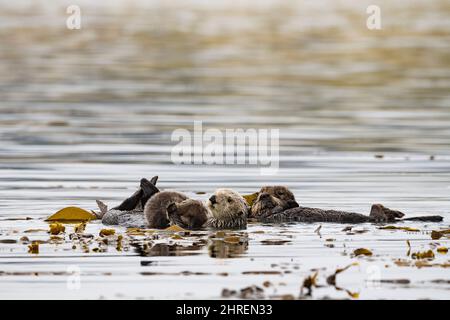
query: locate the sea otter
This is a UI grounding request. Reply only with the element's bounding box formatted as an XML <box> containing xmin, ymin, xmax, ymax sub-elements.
<box><xmin>144</xmin><ymin>191</ymin><xmax>207</xmax><ymax>229</ymax></box>
<box><xmin>250</xmin><ymin>186</ymin><xmax>443</xmax><ymax>223</ymax></box>
<box><xmin>99</xmin><ymin>178</ymin><xmax>209</xmax><ymax>229</ymax></box>
<box><xmin>205</xmin><ymin>188</ymin><xmax>249</xmax><ymax>229</ymax></box>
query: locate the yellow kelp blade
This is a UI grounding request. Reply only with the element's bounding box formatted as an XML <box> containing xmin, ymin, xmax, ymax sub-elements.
<box><xmin>243</xmin><ymin>193</ymin><xmax>258</xmax><ymax>207</ymax></box>
<box><xmin>45</xmin><ymin>207</ymin><xmax>97</xmax><ymax>222</ymax></box>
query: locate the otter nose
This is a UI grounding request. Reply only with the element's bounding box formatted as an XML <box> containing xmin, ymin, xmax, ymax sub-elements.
<box><xmin>209</xmin><ymin>195</ymin><xmax>217</xmax><ymax>204</ymax></box>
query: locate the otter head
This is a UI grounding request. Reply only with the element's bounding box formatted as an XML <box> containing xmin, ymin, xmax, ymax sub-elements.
<box><xmin>370</xmin><ymin>203</ymin><xmax>405</xmax><ymax>222</ymax></box>
<box><xmin>206</xmin><ymin>189</ymin><xmax>248</xmax><ymax>229</ymax></box>
<box><xmin>167</xmin><ymin>199</ymin><xmax>209</xmax><ymax>230</ymax></box>
<box><xmin>251</xmin><ymin>186</ymin><xmax>299</xmax><ymax>217</ymax></box>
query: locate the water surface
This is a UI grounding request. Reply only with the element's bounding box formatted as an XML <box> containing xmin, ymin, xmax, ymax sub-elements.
<box><xmin>0</xmin><ymin>0</ymin><xmax>449</xmax><ymax>299</ymax></box>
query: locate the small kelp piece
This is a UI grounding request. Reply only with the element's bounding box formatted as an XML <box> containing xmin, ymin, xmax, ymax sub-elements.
<box><xmin>437</xmin><ymin>247</ymin><xmax>448</xmax><ymax>254</ymax></box>
<box><xmin>243</xmin><ymin>193</ymin><xmax>258</xmax><ymax>207</ymax></box>
<box><xmin>28</xmin><ymin>241</ymin><xmax>40</xmax><ymax>254</ymax></box>
<box><xmin>353</xmin><ymin>248</ymin><xmax>373</xmax><ymax>256</ymax></box>
<box><xmin>74</xmin><ymin>222</ymin><xmax>87</xmax><ymax>234</ymax></box>
<box><xmin>99</xmin><ymin>229</ymin><xmax>115</xmax><ymax>237</ymax></box>
<box><xmin>431</xmin><ymin>229</ymin><xmax>450</xmax><ymax>240</ymax></box>
<box><xmin>431</xmin><ymin>231</ymin><xmax>442</xmax><ymax>240</ymax></box>
<box><xmin>314</xmin><ymin>225</ymin><xmax>322</xmax><ymax>237</ymax></box>
<box><xmin>239</xmin><ymin>285</ymin><xmax>264</xmax><ymax>299</ymax></box>
<box><xmin>379</xmin><ymin>226</ymin><xmax>420</xmax><ymax>232</ymax></box>
<box><xmin>301</xmin><ymin>272</ymin><xmax>319</xmax><ymax>296</ymax></box>
<box><xmin>412</xmin><ymin>250</ymin><xmax>435</xmax><ymax>260</ymax></box>
<box><xmin>48</xmin><ymin>222</ymin><xmax>65</xmax><ymax>235</ymax></box>
<box><xmin>164</xmin><ymin>225</ymin><xmax>186</xmax><ymax>232</ymax></box>
<box><xmin>223</xmin><ymin>236</ymin><xmax>240</xmax><ymax>244</ymax></box>
<box><xmin>326</xmin><ymin>262</ymin><xmax>359</xmax><ymax>286</ymax></box>
<box><xmin>46</xmin><ymin>207</ymin><xmax>97</xmax><ymax>222</ymax></box>
<box><xmin>345</xmin><ymin>291</ymin><xmax>360</xmax><ymax>299</ymax></box>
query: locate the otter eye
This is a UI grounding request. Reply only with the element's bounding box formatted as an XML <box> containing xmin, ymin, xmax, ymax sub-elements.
<box><xmin>227</xmin><ymin>198</ymin><xmax>232</xmax><ymax>203</ymax></box>
<box><xmin>277</xmin><ymin>191</ymin><xmax>284</xmax><ymax>196</ymax></box>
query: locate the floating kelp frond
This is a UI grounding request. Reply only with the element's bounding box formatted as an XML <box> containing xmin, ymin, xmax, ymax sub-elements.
<box><xmin>379</xmin><ymin>226</ymin><xmax>420</xmax><ymax>232</ymax></box>
<box><xmin>353</xmin><ymin>248</ymin><xmax>373</xmax><ymax>256</ymax></box>
<box><xmin>46</xmin><ymin>207</ymin><xmax>96</xmax><ymax>222</ymax></box>
<box><xmin>99</xmin><ymin>229</ymin><xmax>115</xmax><ymax>237</ymax></box>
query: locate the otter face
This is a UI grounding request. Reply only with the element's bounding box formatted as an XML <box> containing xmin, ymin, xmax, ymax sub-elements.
<box><xmin>167</xmin><ymin>199</ymin><xmax>209</xmax><ymax>230</ymax></box>
<box><xmin>370</xmin><ymin>203</ymin><xmax>405</xmax><ymax>222</ymax></box>
<box><xmin>206</xmin><ymin>189</ymin><xmax>248</xmax><ymax>229</ymax></box>
<box><xmin>251</xmin><ymin>186</ymin><xmax>299</xmax><ymax>217</ymax></box>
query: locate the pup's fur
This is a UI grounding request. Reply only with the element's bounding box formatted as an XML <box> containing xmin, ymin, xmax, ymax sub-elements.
<box><xmin>167</xmin><ymin>199</ymin><xmax>209</xmax><ymax>230</ymax></box>
<box><xmin>144</xmin><ymin>190</ymin><xmax>188</xmax><ymax>228</ymax></box>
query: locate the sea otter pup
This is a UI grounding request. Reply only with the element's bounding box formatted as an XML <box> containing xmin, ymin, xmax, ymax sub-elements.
<box><xmin>144</xmin><ymin>191</ymin><xmax>207</xmax><ymax>229</ymax></box>
<box><xmin>251</xmin><ymin>186</ymin><xmax>443</xmax><ymax>223</ymax></box>
<box><xmin>167</xmin><ymin>199</ymin><xmax>209</xmax><ymax>230</ymax></box>
<box><xmin>205</xmin><ymin>188</ymin><xmax>248</xmax><ymax>229</ymax></box>
<box><xmin>101</xmin><ymin>186</ymin><xmax>209</xmax><ymax>230</ymax></box>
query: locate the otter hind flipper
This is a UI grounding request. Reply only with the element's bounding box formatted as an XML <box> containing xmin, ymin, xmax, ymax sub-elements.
<box><xmin>150</xmin><ymin>176</ymin><xmax>158</xmax><ymax>185</ymax></box>
<box><xmin>140</xmin><ymin>177</ymin><xmax>160</xmax><ymax>207</ymax></box>
<box><xmin>95</xmin><ymin>200</ymin><xmax>108</xmax><ymax>219</ymax></box>
<box><xmin>113</xmin><ymin>188</ymin><xmax>143</xmax><ymax>211</ymax></box>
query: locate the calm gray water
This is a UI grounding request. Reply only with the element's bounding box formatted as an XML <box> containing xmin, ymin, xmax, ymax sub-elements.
<box><xmin>0</xmin><ymin>0</ymin><xmax>449</xmax><ymax>299</ymax></box>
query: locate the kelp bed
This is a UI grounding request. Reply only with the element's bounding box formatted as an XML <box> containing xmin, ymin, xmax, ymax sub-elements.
<box><xmin>0</xmin><ymin>214</ymin><xmax>448</xmax><ymax>299</ymax></box>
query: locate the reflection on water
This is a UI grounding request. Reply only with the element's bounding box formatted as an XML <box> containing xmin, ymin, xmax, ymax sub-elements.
<box><xmin>0</xmin><ymin>0</ymin><xmax>449</xmax><ymax>299</ymax></box>
<box><xmin>208</xmin><ymin>232</ymin><xmax>248</xmax><ymax>258</ymax></box>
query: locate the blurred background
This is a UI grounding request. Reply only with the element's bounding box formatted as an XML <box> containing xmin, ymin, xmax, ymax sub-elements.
<box><xmin>0</xmin><ymin>0</ymin><xmax>449</xmax><ymax>216</ymax></box>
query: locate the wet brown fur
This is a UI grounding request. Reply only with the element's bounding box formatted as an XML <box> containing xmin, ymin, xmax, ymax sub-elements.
<box><xmin>144</xmin><ymin>191</ymin><xmax>188</xmax><ymax>228</ymax></box>
<box><xmin>250</xmin><ymin>186</ymin><xmax>443</xmax><ymax>223</ymax></box>
<box><xmin>167</xmin><ymin>199</ymin><xmax>209</xmax><ymax>230</ymax></box>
